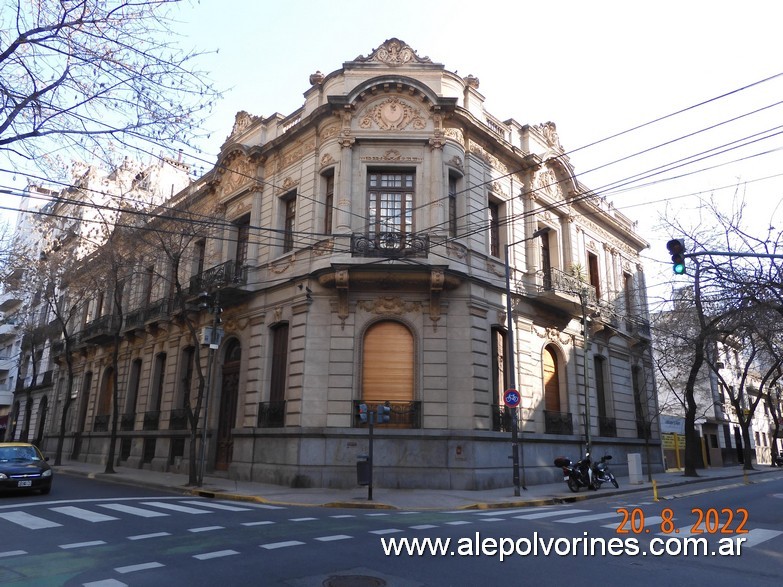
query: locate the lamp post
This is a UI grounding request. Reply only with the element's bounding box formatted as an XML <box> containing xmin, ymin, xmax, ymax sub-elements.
<box><xmin>197</xmin><ymin>290</ymin><xmax>222</xmax><ymax>488</ymax></box>
<box><xmin>504</xmin><ymin>226</ymin><xmax>550</xmax><ymax>496</ymax></box>
<box><xmin>579</xmin><ymin>289</ymin><xmax>592</xmax><ymax>456</ymax></box>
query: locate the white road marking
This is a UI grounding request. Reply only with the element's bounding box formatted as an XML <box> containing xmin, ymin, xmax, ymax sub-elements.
<box><xmin>141</xmin><ymin>501</ymin><xmax>210</xmax><ymax>514</ymax></box>
<box><xmin>557</xmin><ymin>512</ymin><xmax>620</xmax><ymax>524</ymax></box>
<box><xmin>180</xmin><ymin>501</ymin><xmax>251</xmax><ymax>512</ymax></box>
<box><xmin>410</xmin><ymin>524</ymin><xmax>438</xmax><ymax>530</ymax></box>
<box><xmin>242</xmin><ymin>521</ymin><xmax>275</xmax><ymax>527</ymax></box>
<box><xmin>603</xmin><ymin>516</ymin><xmax>664</xmax><ymax>531</ymax></box>
<box><xmin>290</xmin><ymin>517</ymin><xmax>317</xmax><ymax>522</ymax></box>
<box><xmin>0</xmin><ymin>511</ymin><xmax>62</xmax><ymax>529</ymax></box>
<box><xmin>315</xmin><ymin>535</ymin><xmax>353</xmax><ymax>542</ymax></box>
<box><xmin>330</xmin><ymin>514</ymin><xmax>355</xmax><ymax>519</ymax></box>
<box><xmin>369</xmin><ymin>529</ymin><xmax>403</xmax><ymax>535</ymax></box>
<box><xmin>260</xmin><ymin>541</ymin><xmax>306</xmax><ymax>550</ymax></box>
<box><xmin>0</xmin><ymin>550</ymin><xmax>27</xmax><ymax>558</ymax></box>
<box><xmin>83</xmin><ymin>580</ymin><xmax>127</xmax><ymax>587</ymax></box>
<box><xmin>49</xmin><ymin>506</ymin><xmax>118</xmax><ymax>523</ymax></box>
<box><xmin>445</xmin><ymin>521</ymin><xmax>471</xmax><ymax>526</ymax></box>
<box><xmin>193</xmin><ymin>550</ymin><xmax>239</xmax><ymax>560</ymax></box>
<box><xmin>97</xmin><ymin>504</ymin><xmax>169</xmax><ymax>518</ymax></box>
<box><xmin>59</xmin><ymin>540</ymin><xmax>107</xmax><ymax>549</ymax></box>
<box><xmin>115</xmin><ymin>562</ymin><xmax>164</xmax><ymax>574</ymax></box>
<box><xmin>127</xmin><ymin>532</ymin><xmax>171</xmax><ymax>541</ymax></box>
<box><xmin>735</xmin><ymin>528</ymin><xmax>783</xmax><ymax>548</ymax></box>
<box><xmin>188</xmin><ymin>526</ymin><xmax>224</xmax><ymax>533</ymax></box>
<box><xmin>514</xmin><ymin>509</ymin><xmax>591</xmax><ymax>520</ymax></box>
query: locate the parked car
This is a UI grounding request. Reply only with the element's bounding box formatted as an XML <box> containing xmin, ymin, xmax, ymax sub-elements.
<box><xmin>0</xmin><ymin>443</ymin><xmax>53</xmax><ymax>495</ymax></box>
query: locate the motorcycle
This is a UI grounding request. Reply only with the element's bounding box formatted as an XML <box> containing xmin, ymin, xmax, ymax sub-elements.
<box><xmin>554</xmin><ymin>453</ymin><xmax>597</xmax><ymax>492</ymax></box>
<box><xmin>593</xmin><ymin>454</ymin><xmax>619</xmax><ymax>488</ymax></box>
<box><xmin>554</xmin><ymin>453</ymin><xmax>619</xmax><ymax>492</ymax></box>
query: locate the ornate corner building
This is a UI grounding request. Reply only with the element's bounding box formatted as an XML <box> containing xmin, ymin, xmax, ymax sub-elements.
<box><xmin>15</xmin><ymin>39</ymin><xmax>661</xmax><ymax>488</ymax></box>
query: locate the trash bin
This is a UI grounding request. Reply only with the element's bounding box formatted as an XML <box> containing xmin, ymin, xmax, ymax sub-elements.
<box><xmin>357</xmin><ymin>454</ymin><xmax>370</xmax><ymax>486</ymax></box>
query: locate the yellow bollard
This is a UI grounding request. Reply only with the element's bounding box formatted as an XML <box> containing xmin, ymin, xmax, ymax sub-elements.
<box><xmin>652</xmin><ymin>479</ymin><xmax>659</xmax><ymax>502</ymax></box>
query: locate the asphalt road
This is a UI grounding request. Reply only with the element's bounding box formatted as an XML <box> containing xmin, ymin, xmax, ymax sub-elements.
<box><xmin>0</xmin><ymin>474</ymin><xmax>781</xmax><ymax>586</ymax></box>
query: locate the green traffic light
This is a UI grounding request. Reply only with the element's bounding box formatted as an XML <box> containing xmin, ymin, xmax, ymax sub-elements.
<box><xmin>673</xmin><ymin>263</ymin><xmax>685</xmax><ymax>275</ymax></box>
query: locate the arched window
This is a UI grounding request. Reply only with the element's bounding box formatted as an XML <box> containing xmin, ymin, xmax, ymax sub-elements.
<box><xmin>360</xmin><ymin>321</ymin><xmax>417</xmax><ymax>427</ymax></box>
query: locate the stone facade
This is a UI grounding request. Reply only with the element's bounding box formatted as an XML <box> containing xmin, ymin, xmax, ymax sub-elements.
<box><xmin>25</xmin><ymin>39</ymin><xmax>661</xmax><ymax>488</ymax></box>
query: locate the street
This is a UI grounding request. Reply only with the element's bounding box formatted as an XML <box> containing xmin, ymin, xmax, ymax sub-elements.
<box><xmin>0</xmin><ymin>474</ymin><xmax>781</xmax><ymax>586</ymax></box>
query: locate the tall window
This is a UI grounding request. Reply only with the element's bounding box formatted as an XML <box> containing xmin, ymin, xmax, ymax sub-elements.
<box><xmin>282</xmin><ymin>194</ymin><xmax>296</xmax><ymax>253</ymax></box>
<box><xmin>125</xmin><ymin>359</ymin><xmax>142</xmax><ymax>415</ymax></box>
<box><xmin>448</xmin><ymin>174</ymin><xmax>458</xmax><ymax>237</ymax></box>
<box><xmin>368</xmin><ymin>171</ymin><xmax>414</xmax><ymax>236</ymax></box>
<box><xmin>142</xmin><ymin>264</ymin><xmax>154</xmax><ymax>306</ymax></box>
<box><xmin>193</xmin><ymin>239</ymin><xmax>206</xmax><ymax>277</ymax></box>
<box><xmin>178</xmin><ymin>347</ymin><xmax>195</xmax><ymax>409</ymax></box>
<box><xmin>150</xmin><ymin>352</ymin><xmax>167</xmax><ymax>414</ymax></box>
<box><xmin>543</xmin><ymin>346</ymin><xmax>560</xmax><ymax>412</ymax></box>
<box><xmin>594</xmin><ymin>356</ymin><xmax>608</xmax><ymax>420</ymax></box>
<box><xmin>588</xmin><ymin>251</ymin><xmax>601</xmax><ymax>298</ymax></box>
<box><xmin>491</xmin><ymin>327</ymin><xmax>507</xmax><ymax>406</ymax></box>
<box><xmin>270</xmin><ymin>324</ymin><xmax>289</xmax><ymax>404</ymax></box>
<box><xmin>234</xmin><ymin>215</ymin><xmax>250</xmax><ymax>266</ymax></box>
<box><xmin>623</xmin><ymin>272</ymin><xmax>635</xmax><ymax>317</ymax></box>
<box><xmin>362</xmin><ymin>321</ymin><xmax>414</xmax><ymax>404</ymax></box>
<box><xmin>489</xmin><ymin>201</ymin><xmax>500</xmax><ymax>258</ymax></box>
<box><xmin>324</xmin><ymin>173</ymin><xmax>334</xmax><ymax>235</ymax></box>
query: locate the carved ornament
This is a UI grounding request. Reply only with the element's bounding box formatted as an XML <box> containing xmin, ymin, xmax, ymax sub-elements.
<box><xmin>358</xmin><ymin>296</ymin><xmax>421</xmax><ymax>315</ymax></box>
<box><xmin>229</xmin><ymin>111</ymin><xmax>261</xmax><ymax>138</ymax></box>
<box><xmin>320</xmin><ymin>153</ymin><xmax>336</xmax><ymax>167</ymax></box>
<box><xmin>361</xmin><ymin>150</ymin><xmax>422</xmax><ymax>163</ymax></box>
<box><xmin>354</xmin><ymin>38</ymin><xmax>432</xmax><ymax>66</ymax></box>
<box><xmin>360</xmin><ymin>97</ymin><xmax>427</xmax><ymax>131</ymax></box>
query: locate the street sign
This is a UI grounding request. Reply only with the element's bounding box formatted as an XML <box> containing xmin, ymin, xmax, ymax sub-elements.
<box><xmin>503</xmin><ymin>388</ymin><xmax>521</xmax><ymax>408</ymax></box>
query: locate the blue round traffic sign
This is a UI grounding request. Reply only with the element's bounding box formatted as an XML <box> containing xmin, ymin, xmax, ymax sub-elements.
<box><xmin>503</xmin><ymin>388</ymin><xmax>521</xmax><ymax>407</ymax></box>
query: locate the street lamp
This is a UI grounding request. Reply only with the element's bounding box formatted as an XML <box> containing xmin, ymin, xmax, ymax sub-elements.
<box><xmin>197</xmin><ymin>290</ymin><xmax>222</xmax><ymax>488</ymax></box>
<box><xmin>504</xmin><ymin>226</ymin><xmax>550</xmax><ymax>496</ymax></box>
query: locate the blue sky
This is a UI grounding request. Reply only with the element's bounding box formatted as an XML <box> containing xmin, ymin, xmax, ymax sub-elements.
<box><xmin>5</xmin><ymin>0</ymin><xmax>783</xmax><ymax>298</ymax></box>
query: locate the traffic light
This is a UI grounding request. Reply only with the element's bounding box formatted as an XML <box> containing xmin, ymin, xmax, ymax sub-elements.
<box><xmin>377</xmin><ymin>404</ymin><xmax>391</xmax><ymax>424</ymax></box>
<box><xmin>666</xmin><ymin>238</ymin><xmax>686</xmax><ymax>275</ymax></box>
<box><xmin>358</xmin><ymin>403</ymin><xmax>368</xmax><ymax>424</ymax></box>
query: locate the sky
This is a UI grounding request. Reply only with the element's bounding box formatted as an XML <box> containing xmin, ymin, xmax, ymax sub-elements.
<box><xmin>5</xmin><ymin>0</ymin><xmax>783</xmax><ymax>304</ymax></box>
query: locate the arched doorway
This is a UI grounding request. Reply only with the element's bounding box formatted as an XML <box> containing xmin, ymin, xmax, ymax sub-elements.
<box><xmin>214</xmin><ymin>339</ymin><xmax>241</xmax><ymax>471</ymax></box>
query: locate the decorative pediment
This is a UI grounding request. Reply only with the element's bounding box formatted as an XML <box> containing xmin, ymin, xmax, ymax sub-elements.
<box><xmin>354</xmin><ymin>38</ymin><xmax>432</xmax><ymax>66</ymax></box>
<box><xmin>219</xmin><ymin>155</ymin><xmax>256</xmax><ymax>196</ymax></box>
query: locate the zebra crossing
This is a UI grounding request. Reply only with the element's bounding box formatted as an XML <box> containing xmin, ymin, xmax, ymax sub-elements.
<box><xmin>0</xmin><ymin>498</ymin><xmax>284</xmax><ymax>530</ymax></box>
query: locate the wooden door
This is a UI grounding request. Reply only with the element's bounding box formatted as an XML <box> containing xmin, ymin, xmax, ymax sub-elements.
<box><xmin>214</xmin><ymin>341</ymin><xmax>240</xmax><ymax>471</ymax></box>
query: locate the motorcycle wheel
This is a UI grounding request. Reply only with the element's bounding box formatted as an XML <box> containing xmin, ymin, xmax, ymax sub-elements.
<box><xmin>611</xmin><ymin>476</ymin><xmax>619</xmax><ymax>489</ymax></box>
<box><xmin>567</xmin><ymin>477</ymin><xmax>580</xmax><ymax>493</ymax></box>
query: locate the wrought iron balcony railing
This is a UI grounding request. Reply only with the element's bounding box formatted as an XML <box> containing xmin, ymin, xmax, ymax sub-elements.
<box><xmin>169</xmin><ymin>408</ymin><xmax>189</xmax><ymax>430</ymax></box>
<box><xmin>491</xmin><ymin>405</ymin><xmax>519</xmax><ymax>433</ymax></box>
<box><xmin>599</xmin><ymin>416</ymin><xmax>617</xmax><ymax>437</ymax></box>
<box><xmin>544</xmin><ymin>410</ymin><xmax>574</xmax><ymax>435</ymax></box>
<box><xmin>352</xmin><ymin>400</ymin><xmax>421</xmax><ymax>428</ymax></box>
<box><xmin>93</xmin><ymin>414</ymin><xmax>110</xmax><ymax>432</ymax></box>
<box><xmin>536</xmin><ymin>268</ymin><xmax>598</xmax><ymax>306</ymax></box>
<box><xmin>257</xmin><ymin>401</ymin><xmax>286</xmax><ymax>428</ymax></box>
<box><xmin>188</xmin><ymin>260</ymin><xmax>248</xmax><ymax>294</ymax></box>
<box><xmin>143</xmin><ymin>410</ymin><xmax>161</xmax><ymax>431</ymax></box>
<box><xmin>351</xmin><ymin>232</ymin><xmax>429</xmax><ymax>258</ymax></box>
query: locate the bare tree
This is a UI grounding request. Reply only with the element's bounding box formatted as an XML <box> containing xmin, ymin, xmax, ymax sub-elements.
<box><xmin>0</xmin><ymin>1</ymin><xmax>220</xmax><ymax>176</ymax></box>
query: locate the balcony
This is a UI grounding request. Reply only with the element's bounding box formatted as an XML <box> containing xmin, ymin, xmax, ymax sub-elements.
<box><xmin>188</xmin><ymin>260</ymin><xmax>249</xmax><ymax>305</ymax></box>
<box><xmin>0</xmin><ymin>319</ymin><xmax>20</xmax><ymax>343</ymax></box>
<box><xmin>257</xmin><ymin>401</ymin><xmax>286</xmax><ymax>428</ymax></box>
<box><xmin>544</xmin><ymin>410</ymin><xmax>574</xmax><ymax>435</ymax></box>
<box><xmin>351</xmin><ymin>232</ymin><xmax>429</xmax><ymax>258</ymax></box>
<box><xmin>120</xmin><ymin>413</ymin><xmax>136</xmax><ymax>431</ymax></box>
<box><xmin>352</xmin><ymin>400</ymin><xmax>421</xmax><ymax>429</ymax></box>
<box><xmin>82</xmin><ymin>314</ymin><xmax>121</xmax><ymax>344</ymax></box>
<box><xmin>534</xmin><ymin>268</ymin><xmax>598</xmax><ymax>313</ymax></box>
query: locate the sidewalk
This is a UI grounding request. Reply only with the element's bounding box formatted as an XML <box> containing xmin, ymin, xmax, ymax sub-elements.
<box><xmin>54</xmin><ymin>459</ymin><xmax>783</xmax><ymax>511</ymax></box>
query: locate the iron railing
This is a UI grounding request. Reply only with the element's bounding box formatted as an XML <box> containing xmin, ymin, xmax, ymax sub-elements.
<box><xmin>536</xmin><ymin>268</ymin><xmax>598</xmax><ymax>306</ymax></box>
<box><xmin>93</xmin><ymin>414</ymin><xmax>110</xmax><ymax>432</ymax></box>
<box><xmin>143</xmin><ymin>410</ymin><xmax>161</xmax><ymax>431</ymax></box>
<box><xmin>351</xmin><ymin>232</ymin><xmax>429</xmax><ymax>258</ymax></box>
<box><xmin>188</xmin><ymin>260</ymin><xmax>248</xmax><ymax>294</ymax></box>
<box><xmin>169</xmin><ymin>408</ymin><xmax>189</xmax><ymax>430</ymax></box>
<box><xmin>598</xmin><ymin>416</ymin><xmax>617</xmax><ymax>437</ymax></box>
<box><xmin>352</xmin><ymin>400</ymin><xmax>421</xmax><ymax>428</ymax></box>
<box><xmin>491</xmin><ymin>405</ymin><xmax>519</xmax><ymax>433</ymax></box>
<box><xmin>257</xmin><ymin>401</ymin><xmax>286</xmax><ymax>428</ymax></box>
<box><xmin>544</xmin><ymin>410</ymin><xmax>574</xmax><ymax>435</ymax></box>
